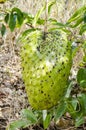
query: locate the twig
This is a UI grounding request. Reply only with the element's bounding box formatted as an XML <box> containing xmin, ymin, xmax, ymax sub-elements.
<box><xmin>26</xmin><ymin>23</ymin><xmax>35</xmax><ymax>28</ymax></box>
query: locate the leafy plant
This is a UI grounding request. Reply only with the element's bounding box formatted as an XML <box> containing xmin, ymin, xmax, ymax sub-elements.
<box><xmin>1</xmin><ymin>23</ymin><xmax>6</xmax><ymax>36</ymax></box>
<box><xmin>67</xmin><ymin>6</ymin><xmax>86</xmax><ymax>34</ymax></box>
<box><xmin>6</xmin><ymin>109</ymin><xmax>38</xmax><ymax>130</ymax></box>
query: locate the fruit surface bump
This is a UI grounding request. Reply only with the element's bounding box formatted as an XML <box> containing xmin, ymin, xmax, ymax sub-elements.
<box><xmin>21</xmin><ymin>30</ymin><xmax>72</xmax><ymax>110</ymax></box>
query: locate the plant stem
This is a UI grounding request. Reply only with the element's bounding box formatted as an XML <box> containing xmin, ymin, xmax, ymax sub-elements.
<box><xmin>44</xmin><ymin>0</ymin><xmax>48</xmax><ymax>33</ymax></box>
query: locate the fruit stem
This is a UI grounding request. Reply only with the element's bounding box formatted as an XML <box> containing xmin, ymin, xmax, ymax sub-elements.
<box><xmin>44</xmin><ymin>0</ymin><xmax>48</xmax><ymax>33</ymax></box>
<box><xmin>43</xmin><ymin>110</ymin><xmax>47</xmax><ymax>121</ymax></box>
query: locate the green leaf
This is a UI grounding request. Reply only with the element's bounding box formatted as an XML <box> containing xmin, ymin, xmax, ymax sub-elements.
<box><xmin>80</xmin><ymin>23</ymin><xmax>86</xmax><ymax>35</ymax></box>
<box><xmin>48</xmin><ymin>18</ymin><xmax>57</xmax><ymax>24</ymax></box>
<box><xmin>32</xmin><ymin>0</ymin><xmax>56</xmax><ymax>27</ymax></box>
<box><xmin>66</xmin><ymin>99</ymin><xmax>77</xmax><ymax>118</ymax></box>
<box><xmin>6</xmin><ymin>109</ymin><xmax>38</xmax><ymax>130</ymax></box>
<box><xmin>77</xmin><ymin>68</ymin><xmax>86</xmax><ymax>88</ymax></box>
<box><xmin>75</xmin><ymin>114</ymin><xmax>84</xmax><ymax>127</ymax></box>
<box><xmin>12</xmin><ymin>7</ymin><xmax>24</xmax><ymax>26</ymax></box>
<box><xmin>37</xmin><ymin>18</ymin><xmax>45</xmax><ymax>25</ymax></box>
<box><xmin>9</xmin><ymin>12</ymin><xmax>17</xmax><ymax>31</ymax></box>
<box><xmin>23</xmin><ymin>12</ymin><xmax>34</xmax><ymax>24</ymax></box>
<box><xmin>84</xmin><ymin>11</ymin><xmax>86</xmax><ymax>23</ymax></box>
<box><xmin>49</xmin><ymin>18</ymin><xmax>67</xmax><ymax>27</ymax></box>
<box><xmin>54</xmin><ymin>102</ymin><xmax>66</xmax><ymax>121</ymax></box>
<box><xmin>67</xmin><ymin>6</ymin><xmax>86</xmax><ymax>23</ymax></box>
<box><xmin>78</xmin><ymin>94</ymin><xmax>86</xmax><ymax>114</ymax></box>
<box><xmin>21</xmin><ymin>109</ymin><xmax>37</xmax><ymax>123</ymax></box>
<box><xmin>23</xmin><ymin>12</ymin><xmax>44</xmax><ymax>25</ymax></box>
<box><xmin>80</xmin><ymin>80</ymin><xmax>86</xmax><ymax>88</ymax></box>
<box><xmin>6</xmin><ymin>120</ymin><xmax>29</xmax><ymax>130</ymax></box>
<box><xmin>65</xmin><ymin>81</ymin><xmax>73</xmax><ymax>98</ymax></box>
<box><xmin>32</xmin><ymin>6</ymin><xmax>45</xmax><ymax>27</ymax></box>
<box><xmin>43</xmin><ymin>114</ymin><xmax>51</xmax><ymax>129</ymax></box>
<box><xmin>18</xmin><ymin>28</ymin><xmax>36</xmax><ymax>43</ymax></box>
<box><xmin>8</xmin><ymin>7</ymin><xmax>24</xmax><ymax>31</ymax></box>
<box><xmin>1</xmin><ymin>24</ymin><xmax>6</xmax><ymax>36</ymax></box>
<box><xmin>71</xmin><ymin>98</ymin><xmax>78</xmax><ymax>111</ymax></box>
<box><xmin>4</xmin><ymin>13</ymin><xmax>9</xmax><ymax>23</ymax></box>
<box><xmin>55</xmin><ymin>22</ymin><xmax>67</xmax><ymax>27</ymax></box>
<box><xmin>71</xmin><ymin>17</ymin><xmax>83</xmax><ymax>28</ymax></box>
<box><xmin>48</xmin><ymin>0</ymin><xmax>56</xmax><ymax>15</ymax></box>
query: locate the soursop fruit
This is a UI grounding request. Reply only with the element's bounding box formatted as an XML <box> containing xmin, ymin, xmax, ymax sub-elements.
<box><xmin>20</xmin><ymin>29</ymin><xmax>72</xmax><ymax>110</ymax></box>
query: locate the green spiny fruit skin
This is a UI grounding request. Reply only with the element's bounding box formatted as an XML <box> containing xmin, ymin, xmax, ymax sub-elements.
<box><xmin>21</xmin><ymin>30</ymin><xmax>72</xmax><ymax>110</ymax></box>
